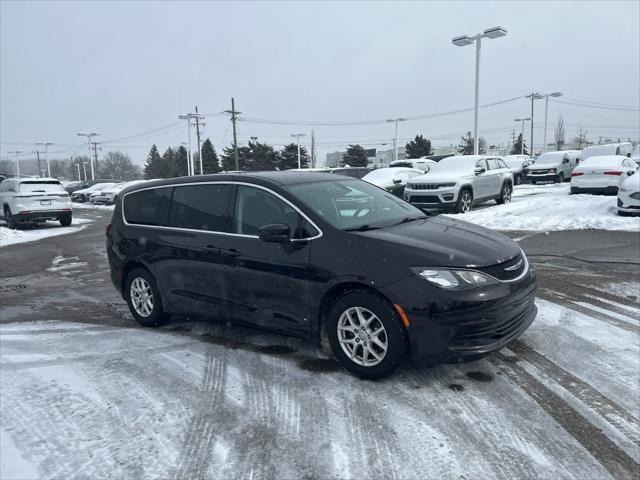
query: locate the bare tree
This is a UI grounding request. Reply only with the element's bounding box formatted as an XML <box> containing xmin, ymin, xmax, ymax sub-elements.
<box><xmin>554</xmin><ymin>115</ymin><xmax>565</xmax><ymax>150</ymax></box>
<box><xmin>0</xmin><ymin>159</ymin><xmax>14</xmax><ymax>175</ymax></box>
<box><xmin>572</xmin><ymin>127</ymin><xmax>589</xmax><ymax>150</ymax></box>
<box><xmin>98</xmin><ymin>151</ymin><xmax>141</xmax><ymax>180</ymax></box>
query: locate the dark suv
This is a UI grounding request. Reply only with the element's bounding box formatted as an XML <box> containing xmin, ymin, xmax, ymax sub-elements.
<box><xmin>106</xmin><ymin>172</ymin><xmax>536</xmax><ymax>379</ymax></box>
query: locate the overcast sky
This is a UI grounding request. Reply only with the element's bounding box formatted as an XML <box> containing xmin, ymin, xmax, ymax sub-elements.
<box><xmin>1</xmin><ymin>0</ymin><xmax>639</xmax><ymax>168</ymax></box>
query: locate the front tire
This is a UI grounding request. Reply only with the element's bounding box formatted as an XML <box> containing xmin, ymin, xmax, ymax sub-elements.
<box><xmin>125</xmin><ymin>268</ymin><xmax>167</xmax><ymax>327</ymax></box>
<box><xmin>496</xmin><ymin>182</ymin><xmax>512</xmax><ymax>205</ymax></box>
<box><xmin>514</xmin><ymin>174</ymin><xmax>522</xmax><ymax>186</ymax></box>
<box><xmin>327</xmin><ymin>290</ymin><xmax>408</xmax><ymax>380</ymax></box>
<box><xmin>454</xmin><ymin>189</ymin><xmax>473</xmax><ymax>213</ymax></box>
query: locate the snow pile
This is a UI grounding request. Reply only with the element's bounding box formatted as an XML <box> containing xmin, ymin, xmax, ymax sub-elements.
<box><xmin>444</xmin><ymin>183</ymin><xmax>640</xmax><ymax>231</ymax></box>
<box><xmin>0</xmin><ymin>218</ymin><xmax>92</xmax><ymax>247</ymax></box>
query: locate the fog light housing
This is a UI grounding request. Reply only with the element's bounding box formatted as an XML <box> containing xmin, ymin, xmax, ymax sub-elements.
<box><xmin>443</xmin><ymin>193</ymin><xmax>454</xmax><ymax>201</ymax></box>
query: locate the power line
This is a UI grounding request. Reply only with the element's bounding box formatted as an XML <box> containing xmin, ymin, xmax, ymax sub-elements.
<box><xmin>550</xmin><ymin>98</ymin><xmax>639</xmax><ymax>112</ymax></box>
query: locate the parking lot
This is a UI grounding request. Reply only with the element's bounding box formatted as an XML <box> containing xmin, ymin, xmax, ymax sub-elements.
<box><xmin>1</xmin><ymin>194</ymin><xmax>638</xmax><ymax>480</ymax></box>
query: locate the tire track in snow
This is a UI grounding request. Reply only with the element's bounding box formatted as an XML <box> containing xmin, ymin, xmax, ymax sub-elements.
<box><xmin>509</xmin><ymin>340</ymin><xmax>640</xmax><ymax>448</ymax></box>
<box><xmin>493</xmin><ymin>353</ymin><xmax>640</xmax><ymax>480</ymax></box>
<box><xmin>172</xmin><ymin>352</ymin><xmax>227</xmax><ymax>480</ymax></box>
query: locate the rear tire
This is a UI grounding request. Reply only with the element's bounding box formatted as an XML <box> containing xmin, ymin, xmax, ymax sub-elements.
<box><xmin>125</xmin><ymin>268</ymin><xmax>167</xmax><ymax>327</ymax></box>
<box><xmin>496</xmin><ymin>182</ymin><xmax>512</xmax><ymax>205</ymax></box>
<box><xmin>327</xmin><ymin>290</ymin><xmax>408</xmax><ymax>380</ymax></box>
<box><xmin>4</xmin><ymin>207</ymin><xmax>16</xmax><ymax>229</ymax></box>
<box><xmin>454</xmin><ymin>189</ymin><xmax>473</xmax><ymax>213</ymax></box>
<box><xmin>59</xmin><ymin>214</ymin><xmax>72</xmax><ymax>227</ymax></box>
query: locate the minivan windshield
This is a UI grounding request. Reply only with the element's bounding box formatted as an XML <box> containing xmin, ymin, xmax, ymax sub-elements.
<box><xmin>288</xmin><ymin>179</ymin><xmax>425</xmax><ymax>231</ymax></box>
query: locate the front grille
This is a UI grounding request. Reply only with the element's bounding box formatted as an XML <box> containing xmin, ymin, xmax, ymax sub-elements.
<box><xmin>410</xmin><ymin>195</ymin><xmax>440</xmax><ymax>204</ymax></box>
<box><xmin>410</xmin><ymin>183</ymin><xmax>438</xmax><ymax>190</ymax></box>
<box><xmin>476</xmin><ymin>254</ymin><xmax>525</xmax><ymax>281</ymax></box>
<box><xmin>531</xmin><ymin>170</ymin><xmax>554</xmax><ymax>175</ymax></box>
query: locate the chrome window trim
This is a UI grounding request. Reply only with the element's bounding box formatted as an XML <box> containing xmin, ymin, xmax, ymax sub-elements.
<box><xmin>121</xmin><ymin>180</ymin><xmax>323</xmax><ymax>242</ymax></box>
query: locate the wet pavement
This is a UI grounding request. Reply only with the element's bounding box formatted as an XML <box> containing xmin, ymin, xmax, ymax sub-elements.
<box><xmin>1</xmin><ymin>209</ymin><xmax>639</xmax><ymax>479</ymax></box>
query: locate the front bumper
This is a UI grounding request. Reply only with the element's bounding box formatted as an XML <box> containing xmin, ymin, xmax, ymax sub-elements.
<box><xmin>617</xmin><ymin>196</ymin><xmax>640</xmax><ymax>214</ymax></box>
<box><xmin>385</xmin><ymin>267</ymin><xmax>537</xmax><ymax>363</ymax></box>
<box><xmin>404</xmin><ymin>187</ymin><xmax>458</xmax><ymax>209</ymax></box>
<box><xmin>526</xmin><ymin>172</ymin><xmax>558</xmax><ymax>182</ymax></box>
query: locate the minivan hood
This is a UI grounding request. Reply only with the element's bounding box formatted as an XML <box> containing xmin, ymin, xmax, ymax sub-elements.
<box><xmin>355</xmin><ymin>216</ymin><xmax>520</xmax><ymax>268</ymax></box>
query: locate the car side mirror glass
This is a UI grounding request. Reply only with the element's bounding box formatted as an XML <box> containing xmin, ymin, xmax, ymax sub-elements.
<box><xmin>392</xmin><ymin>178</ymin><xmax>402</xmax><ymax>185</ymax></box>
<box><xmin>627</xmin><ymin>170</ymin><xmax>635</xmax><ymax>176</ymax></box>
<box><xmin>258</xmin><ymin>223</ymin><xmax>290</xmax><ymax>243</ymax></box>
<box><xmin>474</xmin><ymin>167</ymin><xmax>486</xmax><ymax>175</ymax></box>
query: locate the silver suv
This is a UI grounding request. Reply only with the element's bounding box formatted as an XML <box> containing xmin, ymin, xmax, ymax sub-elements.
<box><xmin>404</xmin><ymin>155</ymin><xmax>514</xmax><ymax>213</ymax></box>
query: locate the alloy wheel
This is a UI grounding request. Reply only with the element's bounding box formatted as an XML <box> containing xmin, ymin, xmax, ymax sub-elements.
<box><xmin>461</xmin><ymin>192</ymin><xmax>472</xmax><ymax>212</ymax></box>
<box><xmin>337</xmin><ymin>306</ymin><xmax>388</xmax><ymax>367</ymax></box>
<box><xmin>130</xmin><ymin>277</ymin><xmax>154</xmax><ymax>317</ymax></box>
<box><xmin>502</xmin><ymin>185</ymin><xmax>512</xmax><ymax>203</ymax></box>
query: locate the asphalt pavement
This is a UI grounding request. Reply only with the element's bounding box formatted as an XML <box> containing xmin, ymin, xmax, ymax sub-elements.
<box><xmin>0</xmin><ymin>209</ymin><xmax>638</xmax><ymax>480</ymax></box>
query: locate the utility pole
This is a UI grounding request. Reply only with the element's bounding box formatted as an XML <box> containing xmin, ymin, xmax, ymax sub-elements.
<box><xmin>510</xmin><ymin>130</ymin><xmax>516</xmax><ymax>150</ymax></box>
<box><xmin>32</xmin><ymin>150</ymin><xmax>45</xmax><ymax>176</ymax></box>
<box><xmin>36</xmin><ymin>142</ymin><xmax>54</xmax><ymax>177</ymax></box>
<box><xmin>194</xmin><ymin>106</ymin><xmax>204</xmax><ymax>175</ymax></box>
<box><xmin>224</xmin><ymin>98</ymin><xmax>242</xmax><ymax>171</ymax></box>
<box><xmin>91</xmin><ymin>142</ymin><xmax>101</xmax><ymax>176</ymax></box>
<box><xmin>311</xmin><ymin>130</ymin><xmax>316</xmax><ymax>168</ymax></box>
<box><xmin>386</xmin><ymin>118</ymin><xmax>407</xmax><ymax>161</ymax></box>
<box><xmin>7</xmin><ymin>151</ymin><xmax>23</xmax><ymax>176</ymax></box>
<box><xmin>179</xmin><ymin>110</ymin><xmax>206</xmax><ymax>176</ymax></box>
<box><xmin>526</xmin><ymin>93</ymin><xmax>541</xmax><ymax>156</ymax></box>
<box><xmin>77</xmin><ymin>132</ymin><xmax>100</xmax><ymax>180</ymax></box>
<box><xmin>291</xmin><ymin>133</ymin><xmax>306</xmax><ymax>168</ymax></box>
<box><xmin>514</xmin><ymin>118</ymin><xmax>531</xmax><ymax>155</ymax></box>
<box><xmin>82</xmin><ymin>162</ymin><xmax>88</xmax><ymax>181</ymax></box>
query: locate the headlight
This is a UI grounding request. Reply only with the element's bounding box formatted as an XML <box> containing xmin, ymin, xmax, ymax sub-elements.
<box><xmin>410</xmin><ymin>267</ymin><xmax>498</xmax><ymax>291</ymax></box>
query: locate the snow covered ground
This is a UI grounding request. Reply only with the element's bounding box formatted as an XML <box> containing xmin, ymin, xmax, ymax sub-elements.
<box><xmin>0</xmin><ymin>218</ymin><xmax>92</xmax><ymax>248</ymax></box>
<box><xmin>1</xmin><ymin>298</ymin><xmax>638</xmax><ymax>480</ymax></box>
<box><xmin>71</xmin><ymin>203</ymin><xmax>115</xmax><ymax>211</ymax></box>
<box><xmin>444</xmin><ymin>183</ymin><xmax>640</xmax><ymax>232</ymax></box>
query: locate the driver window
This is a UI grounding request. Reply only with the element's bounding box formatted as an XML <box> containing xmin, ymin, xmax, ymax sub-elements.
<box><xmin>234</xmin><ymin>185</ymin><xmax>317</xmax><ymax>239</ymax></box>
<box><xmin>476</xmin><ymin>160</ymin><xmax>487</xmax><ymax>171</ymax></box>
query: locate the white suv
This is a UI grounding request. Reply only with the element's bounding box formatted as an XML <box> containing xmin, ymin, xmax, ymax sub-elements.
<box><xmin>0</xmin><ymin>178</ymin><xmax>73</xmax><ymax>229</ymax></box>
<box><xmin>404</xmin><ymin>155</ymin><xmax>514</xmax><ymax>213</ymax></box>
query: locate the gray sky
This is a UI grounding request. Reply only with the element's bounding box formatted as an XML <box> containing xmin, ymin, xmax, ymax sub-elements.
<box><xmin>1</xmin><ymin>0</ymin><xmax>639</xmax><ymax>168</ymax></box>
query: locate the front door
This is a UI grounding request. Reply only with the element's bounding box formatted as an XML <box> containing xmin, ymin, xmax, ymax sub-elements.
<box><xmin>474</xmin><ymin>159</ymin><xmax>494</xmax><ymax>199</ymax></box>
<box><xmin>223</xmin><ymin>184</ymin><xmax>317</xmax><ymax>338</ymax></box>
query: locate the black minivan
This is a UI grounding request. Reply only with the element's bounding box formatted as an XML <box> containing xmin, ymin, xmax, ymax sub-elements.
<box><xmin>106</xmin><ymin>172</ymin><xmax>536</xmax><ymax>379</ymax></box>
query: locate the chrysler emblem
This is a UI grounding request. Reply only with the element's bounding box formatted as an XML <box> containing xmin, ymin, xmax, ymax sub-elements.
<box><xmin>505</xmin><ymin>259</ymin><xmax>523</xmax><ymax>271</ymax></box>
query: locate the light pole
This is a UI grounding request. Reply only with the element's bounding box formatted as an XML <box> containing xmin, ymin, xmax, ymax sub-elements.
<box><xmin>514</xmin><ymin>117</ymin><xmax>531</xmax><ymax>154</ymax></box>
<box><xmin>179</xmin><ymin>112</ymin><xmax>205</xmax><ymax>176</ymax></box>
<box><xmin>536</xmin><ymin>92</ymin><xmax>563</xmax><ymax>152</ymax></box>
<box><xmin>291</xmin><ymin>133</ymin><xmax>305</xmax><ymax>168</ymax></box>
<box><xmin>82</xmin><ymin>162</ymin><xmax>88</xmax><ymax>181</ymax></box>
<box><xmin>77</xmin><ymin>133</ymin><xmax>99</xmax><ymax>180</ymax></box>
<box><xmin>452</xmin><ymin>26</ymin><xmax>507</xmax><ymax>155</ymax></box>
<box><xmin>386</xmin><ymin>118</ymin><xmax>407</xmax><ymax>161</ymax></box>
<box><xmin>36</xmin><ymin>142</ymin><xmax>54</xmax><ymax>177</ymax></box>
<box><xmin>7</xmin><ymin>151</ymin><xmax>23</xmax><ymax>176</ymax></box>
<box><xmin>76</xmin><ymin>163</ymin><xmax>81</xmax><ymax>180</ymax></box>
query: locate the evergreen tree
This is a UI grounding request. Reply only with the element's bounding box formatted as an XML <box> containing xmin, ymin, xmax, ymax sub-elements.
<box><xmin>221</xmin><ymin>146</ymin><xmax>248</xmax><ymax>171</ymax></box>
<box><xmin>405</xmin><ymin>135</ymin><xmax>432</xmax><ymax>158</ymax></box>
<box><xmin>143</xmin><ymin>144</ymin><xmax>164</xmax><ymax>179</ymax></box>
<box><xmin>510</xmin><ymin>133</ymin><xmax>529</xmax><ymax>155</ymax></box>
<box><xmin>278</xmin><ymin>143</ymin><xmax>309</xmax><ymax>170</ymax></box>
<box><xmin>245</xmin><ymin>140</ymin><xmax>279</xmax><ymax>171</ymax></box>
<box><xmin>201</xmin><ymin>139</ymin><xmax>221</xmax><ymax>174</ymax></box>
<box><xmin>341</xmin><ymin>144</ymin><xmax>369</xmax><ymax>167</ymax></box>
<box><xmin>457</xmin><ymin>132</ymin><xmax>486</xmax><ymax>155</ymax></box>
<box><xmin>169</xmin><ymin>146</ymin><xmax>188</xmax><ymax>177</ymax></box>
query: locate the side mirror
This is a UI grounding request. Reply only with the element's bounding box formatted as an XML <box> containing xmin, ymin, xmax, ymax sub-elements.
<box><xmin>474</xmin><ymin>167</ymin><xmax>486</xmax><ymax>175</ymax></box>
<box><xmin>392</xmin><ymin>178</ymin><xmax>403</xmax><ymax>184</ymax></box>
<box><xmin>258</xmin><ymin>223</ymin><xmax>290</xmax><ymax>243</ymax></box>
<box><xmin>627</xmin><ymin>170</ymin><xmax>635</xmax><ymax>176</ymax></box>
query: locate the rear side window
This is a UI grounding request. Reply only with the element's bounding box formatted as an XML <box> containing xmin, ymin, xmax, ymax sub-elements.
<box><xmin>169</xmin><ymin>184</ymin><xmax>232</xmax><ymax>232</ymax></box>
<box><xmin>234</xmin><ymin>185</ymin><xmax>318</xmax><ymax>239</ymax></box>
<box><xmin>123</xmin><ymin>187</ymin><xmax>173</xmax><ymax>226</ymax></box>
<box><xmin>497</xmin><ymin>159</ymin><xmax>508</xmax><ymax>169</ymax></box>
<box><xmin>19</xmin><ymin>181</ymin><xmax>64</xmax><ymax>193</ymax></box>
<box><xmin>486</xmin><ymin>159</ymin><xmax>499</xmax><ymax>170</ymax></box>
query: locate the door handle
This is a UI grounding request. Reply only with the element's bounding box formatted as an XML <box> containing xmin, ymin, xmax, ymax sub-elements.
<box><xmin>219</xmin><ymin>248</ymin><xmax>241</xmax><ymax>257</ymax></box>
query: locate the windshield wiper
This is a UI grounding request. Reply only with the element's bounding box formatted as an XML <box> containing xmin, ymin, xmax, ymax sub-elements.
<box><xmin>396</xmin><ymin>215</ymin><xmax>428</xmax><ymax>225</ymax></box>
<box><xmin>343</xmin><ymin>224</ymin><xmax>382</xmax><ymax>232</ymax></box>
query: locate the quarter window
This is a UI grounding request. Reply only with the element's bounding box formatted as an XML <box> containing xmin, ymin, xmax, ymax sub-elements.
<box><xmin>234</xmin><ymin>185</ymin><xmax>317</xmax><ymax>239</ymax></box>
<box><xmin>169</xmin><ymin>184</ymin><xmax>232</xmax><ymax>232</ymax></box>
<box><xmin>123</xmin><ymin>187</ymin><xmax>173</xmax><ymax>226</ymax></box>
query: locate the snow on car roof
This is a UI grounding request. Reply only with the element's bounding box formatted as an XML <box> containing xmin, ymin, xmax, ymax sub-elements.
<box><xmin>429</xmin><ymin>155</ymin><xmax>488</xmax><ymax>172</ymax></box>
<box><xmin>362</xmin><ymin>167</ymin><xmax>423</xmax><ymax>183</ymax></box>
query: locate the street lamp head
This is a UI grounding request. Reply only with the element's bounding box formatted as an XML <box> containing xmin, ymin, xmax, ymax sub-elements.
<box><xmin>398</xmin><ymin>118</ymin><xmax>407</xmax><ymax>122</ymax></box>
<box><xmin>550</xmin><ymin>92</ymin><xmax>563</xmax><ymax>97</ymax></box>
<box><xmin>452</xmin><ymin>35</ymin><xmax>473</xmax><ymax>47</ymax></box>
<box><xmin>483</xmin><ymin>26</ymin><xmax>507</xmax><ymax>39</ymax></box>
<box><xmin>77</xmin><ymin>132</ymin><xmax>87</xmax><ymax>137</ymax></box>
<box><xmin>515</xmin><ymin>117</ymin><xmax>531</xmax><ymax>122</ymax></box>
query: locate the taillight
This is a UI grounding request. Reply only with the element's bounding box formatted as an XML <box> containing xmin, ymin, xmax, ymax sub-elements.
<box><xmin>105</xmin><ymin>223</ymin><xmax>111</xmax><ymax>236</ymax></box>
<box><xmin>571</xmin><ymin>172</ymin><xmax>584</xmax><ymax>177</ymax></box>
<box><xmin>603</xmin><ymin>171</ymin><xmax>623</xmax><ymax>176</ymax></box>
